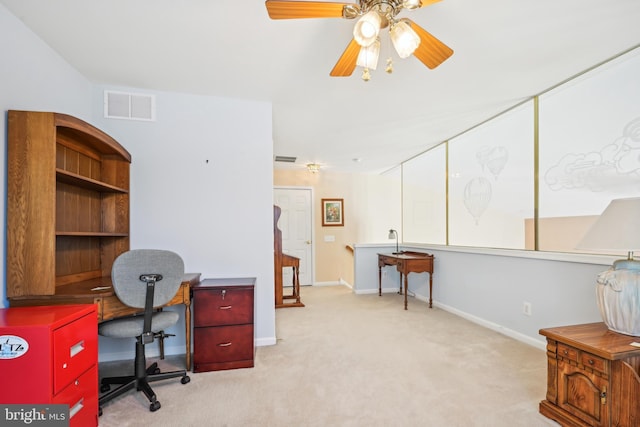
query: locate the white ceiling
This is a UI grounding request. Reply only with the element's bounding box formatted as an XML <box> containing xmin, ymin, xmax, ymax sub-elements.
<box><xmin>2</xmin><ymin>0</ymin><xmax>640</xmax><ymax>174</ymax></box>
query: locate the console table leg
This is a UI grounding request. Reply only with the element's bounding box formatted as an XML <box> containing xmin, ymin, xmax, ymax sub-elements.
<box><xmin>404</xmin><ymin>275</ymin><xmax>409</xmax><ymax>310</ymax></box>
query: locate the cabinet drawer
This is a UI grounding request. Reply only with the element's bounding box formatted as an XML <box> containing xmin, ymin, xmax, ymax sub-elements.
<box><xmin>53</xmin><ymin>365</ymin><xmax>98</xmax><ymax>427</ymax></box>
<box><xmin>194</xmin><ymin>288</ymin><xmax>253</xmax><ymax>327</ymax></box>
<box><xmin>53</xmin><ymin>313</ymin><xmax>98</xmax><ymax>394</ymax></box>
<box><xmin>557</xmin><ymin>343</ymin><xmax>579</xmax><ymax>363</ymax></box>
<box><xmin>194</xmin><ymin>324</ymin><xmax>254</xmax><ymax>364</ymax></box>
<box><xmin>580</xmin><ymin>352</ymin><xmax>608</xmax><ymax>375</ymax></box>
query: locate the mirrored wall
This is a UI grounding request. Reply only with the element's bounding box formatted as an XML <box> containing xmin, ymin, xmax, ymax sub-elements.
<box><xmin>401</xmin><ymin>46</ymin><xmax>640</xmax><ymax>255</ymax></box>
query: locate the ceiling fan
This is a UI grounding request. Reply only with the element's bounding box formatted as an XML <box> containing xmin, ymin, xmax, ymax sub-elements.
<box><xmin>265</xmin><ymin>0</ymin><xmax>453</xmax><ymax>79</ymax></box>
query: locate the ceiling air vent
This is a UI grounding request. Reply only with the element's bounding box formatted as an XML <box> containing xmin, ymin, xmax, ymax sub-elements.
<box><xmin>274</xmin><ymin>156</ymin><xmax>297</xmax><ymax>163</ymax></box>
<box><xmin>104</xmin><ymin>90</ymin><xmax>156</xmax><ymax>121</ymax></box>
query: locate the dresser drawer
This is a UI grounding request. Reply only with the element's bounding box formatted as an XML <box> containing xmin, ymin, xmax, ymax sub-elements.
<box><xmin>581</xmin><ymin>352</ymin><xmax>608</xmax><ymax>375</ymax></box>
<box><xmin>194</xmin><ymin>324</ymin><xmax>254</xmax><ymax>364</ymax></box>
<box><xmin>557</xmin><ymin>343</ymin><xmax>579</xmax><ymax>363</ymax></box>
<box><xmin>53</xmin><ymin>312</ymin><xmax>98</xmax><ymax>394</ymax></box>
<box><xmin>194</xmin><ymin>288</ymin><xmax>254</xmax><ymax>327</ymax></box>
<box><xmin>53</xmin><ymin>365</ymin><xmax>98</xmax><ymax>427</ymax></box>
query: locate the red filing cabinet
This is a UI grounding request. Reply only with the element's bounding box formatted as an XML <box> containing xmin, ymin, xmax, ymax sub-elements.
<box><xmin>193</xmin><ymin>278</ymin><xmax>255</xmax><ymax>372</ymax></box>
<box><xmin>0</xmin><ymin>304</ymin><xmax>98</xmax><ymax>427</ymax></box>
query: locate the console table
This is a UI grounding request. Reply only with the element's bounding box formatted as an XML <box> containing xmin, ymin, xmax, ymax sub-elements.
<box><xmin>539</xmin><ymin>323</ymin><xmax>640</xmax><ymax>427</ymax></box>
<box><xmin>378</xmin><ymin>251</ymin><xmax>434</xmax><ymax>310</ymax></box>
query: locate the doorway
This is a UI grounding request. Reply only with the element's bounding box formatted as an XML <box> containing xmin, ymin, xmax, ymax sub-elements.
<box><xmin>274</xmin><ymin>187</ymin><xmax>314</xmax><ymax>287</ymax></box>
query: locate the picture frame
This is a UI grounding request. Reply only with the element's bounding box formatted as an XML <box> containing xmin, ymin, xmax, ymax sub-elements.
<box><xmin>322</xmin><ymin>198</ymin><xmax>344</xmax><ymax>227</ymax></box>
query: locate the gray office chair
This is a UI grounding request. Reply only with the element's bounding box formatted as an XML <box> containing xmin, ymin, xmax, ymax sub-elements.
<box><xmin>98</xmin><ymin>249</ymin><xmax>190</xmax><ymax>413</ymax></box>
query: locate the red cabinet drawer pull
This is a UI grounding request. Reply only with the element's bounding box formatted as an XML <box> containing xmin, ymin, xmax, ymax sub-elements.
<box><xmin>70</xmin><ymin>340</ymin><xmax>85</xmax><ymax>358</ymax></box>
<box><xmin>70</xmin><ymin>398</ymin><xmax>84</xmax><ymax>419</ymax></box>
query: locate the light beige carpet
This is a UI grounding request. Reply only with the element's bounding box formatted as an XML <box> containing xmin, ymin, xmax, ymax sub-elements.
<box><xmin>98</xmin><ymin>285</ymin><xmax>558</xmax><ymax>427</ymax></box>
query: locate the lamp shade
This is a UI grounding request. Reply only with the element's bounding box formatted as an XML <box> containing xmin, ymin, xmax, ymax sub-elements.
<box><xmin>353</xmin><ymin>11</ymin><xmax>381</xmax><ymax>47</ymax></box>
<box><xmin>402</xmin><ymin>0</ymin><xmax>423</xmax><ymax>9</ymax></box>
<box><xmin>390</xmin><ymin>20</ymin><xmax>420</xmax><ymax>58</ymax></box>
<box><xmin>577</xmin><ymin>197</ymin><xmax>640</xmax><ymax>252</ymax></box>
<box><xmin>356</xmin><ymin>38</ymin><xmax>380</xmax><ymax>70</ymax></box>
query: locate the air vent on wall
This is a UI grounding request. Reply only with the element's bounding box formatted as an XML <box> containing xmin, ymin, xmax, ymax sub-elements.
<box><xmin>274</xmin><ymin>156</ymin><xmax>297</xmax><ymax>163</ymax></box>
<box><xmin>104</xmin><ymin>90</ymin><xmax>156</xmax><ymax>121</ymax></box>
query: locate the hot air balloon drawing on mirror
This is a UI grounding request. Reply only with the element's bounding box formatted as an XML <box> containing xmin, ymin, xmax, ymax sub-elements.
<box><xmin>463</xmin><ymin>146</ymin><xmax>509</xmax><ymax>225</ymax></box>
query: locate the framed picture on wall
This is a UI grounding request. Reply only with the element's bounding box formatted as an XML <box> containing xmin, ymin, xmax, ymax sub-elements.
<box><xmin>322</xmin><ymin>198</ymin><xmax>344</xmax><ymax>226</ymax></box>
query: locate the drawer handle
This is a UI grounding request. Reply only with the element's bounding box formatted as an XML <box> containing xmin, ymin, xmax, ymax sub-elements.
<box><xmin>218</xmin><ymin>342</ymin><xmax>232</xmax><ymax>347</ymax></box>
<box><xmin>70</xmin><ymin>340</ymin><xmax>85</xmax><ymax>358</ymax></box>
<box><xmin>219</xmin><ymin>305</ymin><xmax>232</xmax><ymax>310</ymax></box>
<box><xmin>563</xmin><ymin>350</ymin><xmax>568</xmax><ymax>355</ymax></box>
<box><xmin>70</xmin><ymin>398</ymin><xmax>84</xmax><ymax>419</ymax></box>
<box><xmin>588</xmin><ymin>359</ymin><xmax>595</xmax><ymax>365</ymax></box>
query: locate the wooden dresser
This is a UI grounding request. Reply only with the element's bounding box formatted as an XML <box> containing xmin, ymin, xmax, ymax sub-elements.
<box><xmin>0</xmin><ymin>305</ymin><xmax>99</xmax><ymax>427</ymax></box>
<box><xmin>192</xmin><ymin>278</ymin><xmax>255</xmax><ymax>372</ymax></box>
<box><xmin>539</xmin><ymin>323</ymin><xmax>640</xmax><ymax>427</ymax></box>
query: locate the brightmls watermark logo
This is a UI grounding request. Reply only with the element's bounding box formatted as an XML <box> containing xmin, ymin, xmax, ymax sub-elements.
<box><xmin>0</xmin><ymin>405</ymin><xmax>68</xmax><ymax>426</ymax></box>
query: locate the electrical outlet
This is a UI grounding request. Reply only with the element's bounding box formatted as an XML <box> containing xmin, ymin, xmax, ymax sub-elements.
<box><xmin>523</xmin><ymin>301</ymin><xmax>532</xmax><ymax>316</ymax></box>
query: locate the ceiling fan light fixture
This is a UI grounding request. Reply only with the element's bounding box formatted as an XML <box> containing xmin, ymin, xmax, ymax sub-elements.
<box><xmin>356</xmin><ymin>37</ymin><xmax>381</xmax><ymax>70</ymax></box>
<box><xmin>353</xmin><ymin>11</ymin><xmax>382</xmax><ymax>47</ymax></box>
<box><xmin>390</xmin><ymin>20</ymin><xmax>421</xmax><ymax>58</ymax></box>
<box><xmin>402</xmin><ymin>0</ymin><xmax>423</xmax><ymax>10</ymax></box>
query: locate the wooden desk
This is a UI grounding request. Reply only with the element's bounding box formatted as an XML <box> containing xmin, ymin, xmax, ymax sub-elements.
<box><xmin>378</xmin><ymin>251</ymin><xmax>434</xmax><ymax>310</ymax></box>
<box><xmin>277</xmin><ymin>254</ymin><xmax>305</xmax><ymax>308</ymax></box>
<box><xmin>539</xmin><ymin>323</ymin><xmax>640</xmax><ymax>427</ymax></box>
<box><xmin>9</xmin><ymin>273</ymin><xmax>201</xmax><ymax>371</ymax></box>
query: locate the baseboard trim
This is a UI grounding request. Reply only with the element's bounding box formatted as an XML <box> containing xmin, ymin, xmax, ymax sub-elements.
<box><xmin>433</xmin><ymin>300</ymin><xmax>546</xmax><ymax>351</ymax></box>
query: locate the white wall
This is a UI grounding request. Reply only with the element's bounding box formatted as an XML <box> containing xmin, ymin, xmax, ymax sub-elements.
<box><xmin>0</xmin><ymin>4</ymin><xmax>276</xmax><ymax>361</ymax></box>
<box><xmin>355</xmin><ymin>244</ymin><xmax>608</xmax><ymax>349</ymax></box>
<box><xmin>91</xmin><ymin>86</ymin><xmax>276</xmax><ymax>360</ymax></box>
<box><xmin>0</xmin><ymin>4</ymin><xmax>94</xmax><ymax>305</ymax></box>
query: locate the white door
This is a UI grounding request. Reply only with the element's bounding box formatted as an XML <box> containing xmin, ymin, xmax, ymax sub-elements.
<box><xmin>274</xmin><ymin>187</ymin><xmax>313</xmax><ymax>287</ymax></box>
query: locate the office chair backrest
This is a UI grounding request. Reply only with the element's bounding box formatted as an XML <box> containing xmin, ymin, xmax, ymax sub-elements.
<box><xmin>111</xmin><ymin>249</ymin><xmax>185</xmax><ymax>309</ymax></box>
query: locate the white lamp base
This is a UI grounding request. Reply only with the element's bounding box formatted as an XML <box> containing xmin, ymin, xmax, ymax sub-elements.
<box><xmin>596</xmin><ymin>267</ymin><xmax>640</xmax><ymax>336</ymax></box>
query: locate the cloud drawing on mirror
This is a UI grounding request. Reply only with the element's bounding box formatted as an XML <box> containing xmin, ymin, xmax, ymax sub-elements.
<box><xmin>545</xmin><ymin>117</ymin><xmax>640</xmax><ymax>192</ymax></box>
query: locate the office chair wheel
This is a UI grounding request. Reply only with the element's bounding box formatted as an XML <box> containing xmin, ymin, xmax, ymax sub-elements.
<box><xmin>150</xmin><ymin>401</ymin><xmax>161</xmax><ymax>412</ymax></box>
<box><xmin>100</xmin><ymin>384</ymin><xmax>111</xmax><ymax>393</ymax></box>
<box><xmin>181</xmin><ymin>375</ymin><xmax>190</xmax><ymax>384</ymax></box>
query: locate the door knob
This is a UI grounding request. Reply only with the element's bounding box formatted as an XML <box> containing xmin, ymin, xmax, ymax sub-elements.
<box><xmin>306</xmin><ymin>240</ymin><xmax>311</xmax><ymax>244</ymax></box>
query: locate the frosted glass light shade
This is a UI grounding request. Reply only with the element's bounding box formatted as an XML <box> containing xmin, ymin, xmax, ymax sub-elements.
<box><xmin>353</xmin><ymin>11</ymin><xmax>381</xmax><ymax>47</ymax></box>
<box><xmin>390</xmin><ymin>21</ymin><xmax>420</xmax><ymax>58</ymax></box>
<box><xmin>403</xmin><ymin>0</ymin><xmax>422</xmax><ymax>9</ymax></box>
<box><xmin>356</xmin><ymin>38</ymin><xmax>380</xmax><ymax>70</ymax></box>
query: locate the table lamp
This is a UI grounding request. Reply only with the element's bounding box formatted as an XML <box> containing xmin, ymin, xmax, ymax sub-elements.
<box><xmin>577</xmin><ymin>197</ymin><xmax>640</xmax><ymax>335</ymax></box>
<box><xmin>388</xmin><ymin>229</ymin><xmax>401</xmax><ymax>254</ymax></box>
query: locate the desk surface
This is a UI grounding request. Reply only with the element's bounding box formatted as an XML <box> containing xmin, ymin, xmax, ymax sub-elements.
<box><xmin>9</xmin><ymin>273</ymin><xmax>201</xmax><ymax>371</ymax></box>
<box><xmin>378</xmin><ymin>251</ymin><xmax>433</xmax><ymax>260</ymax></box>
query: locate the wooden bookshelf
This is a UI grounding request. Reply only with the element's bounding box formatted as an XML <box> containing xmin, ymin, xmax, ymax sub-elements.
<box><xmin>7</xmin><ymin>110</ymin><xmax>131</xmax><ymax>302</ymax></box>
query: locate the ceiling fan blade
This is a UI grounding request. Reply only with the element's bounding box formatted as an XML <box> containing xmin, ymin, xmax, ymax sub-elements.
<box><xmin>330</xmin><ymin>38</ymin><xmax>360</xmax><ymax>77</ymax></box>
<box><xmin>266</xmin><ymin>0</ymin><xmax>352</xmax><ymax>19</ymax></box>
<box><xmin>407</xmin><ymin>20</ymin><xmax>453</xmax><ymax>69</ymax></box>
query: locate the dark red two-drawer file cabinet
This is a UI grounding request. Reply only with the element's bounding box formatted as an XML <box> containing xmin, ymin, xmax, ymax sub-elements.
<box><xmin>192</xmin><ymin>277</ymin><xmax>255</xmax><ymax>373</ymax></box>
